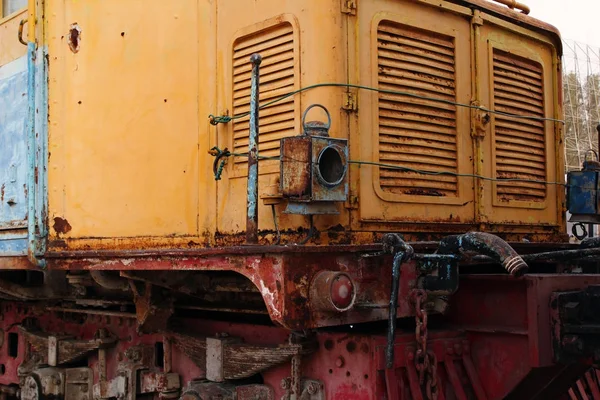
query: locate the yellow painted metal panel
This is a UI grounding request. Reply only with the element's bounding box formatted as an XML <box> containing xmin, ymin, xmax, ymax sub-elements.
<box><xmin>356</xmin><ymin>0</ymin><xmax>476</xmax><ymax>224</ymax></box>
<box><xmin>47</xmin><ymin>0</ymin><xmax>201</xmax><ymax>240</ymax></box>
<box><xmin>478</xmin><ymin>21</ymin><xmax>560</xmax><ymax>226</ymax></box>
<box><xmin>41</xmin><ymin>0</ymin><xmax>564</xmax><ymax>250</ymax></box>
<box><xmin>215</xmin><ymin>1</ymin><xmax>350</xmax><ymax>237</ymax></box>
<box><xmin>0</xmin><ymin>9</ymin><xmax>27</xmax><ymax>66</ymax></box>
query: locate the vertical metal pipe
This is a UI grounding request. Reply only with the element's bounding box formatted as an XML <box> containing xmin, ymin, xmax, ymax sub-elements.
<box><xmin>25</xmin><ymin>0</ymin><xmax>46</xmax><ymax>267</ymax></box>
<box><xmin>386</xmin><ymin>251</ymin><xmax>403</xmax><ymax>369</ymax></box>
<box><xmin>26</xmin><ymin>41</ymin><xmax>37</xmax><ymax>264</ymax></box>
<box><xmin>246</xmin><ymin>54</ymin><xmax>262</xmax><ymax>244</ymax></box>
<box><xmin>382</xmin><ymin>233</ymin><xmax>414</xmax><ymax>369</ymax></box>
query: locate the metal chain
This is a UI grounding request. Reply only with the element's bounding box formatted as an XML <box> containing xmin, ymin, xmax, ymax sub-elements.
<box><xmin>412</xmin><ymin>290</ymin><xmax>439</xmax><ymax>400</ymax></box>
<box><xmin>426</xmin><ymin>351</ymin><xmax>439</xmax><ymax>400</ymax></box>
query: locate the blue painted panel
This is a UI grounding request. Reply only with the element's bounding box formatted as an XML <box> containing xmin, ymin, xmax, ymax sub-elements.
<box><xmin>0</xmin><ymin>56</ymin><xmax>28</xmax><ymax>230</ymax></box>
<box><xmin>567</xmin><ymin>171</ymin><xmax>598</xmax><ymax>215</ymax></box>
<box><xmin>0</xmin><ymin>232</ymin><xmax>27</xmax><ymax>256</ymax></box>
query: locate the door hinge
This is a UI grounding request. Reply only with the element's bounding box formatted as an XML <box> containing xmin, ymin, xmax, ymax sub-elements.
<box><xmin>342</xmin><ymin>89</ymin><xmax>358</xmax><ymax>112</ymax></box>
<box><xmin>341</xmin><ymin>0</ymin><xmax>357</xmax><ymax>15</ymax></box>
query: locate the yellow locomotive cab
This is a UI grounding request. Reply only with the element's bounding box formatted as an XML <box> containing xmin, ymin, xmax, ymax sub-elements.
<box><xmin>38</xmin><ymin>0</ymin><xmax>566</xmax><ymax>251</ymax></box>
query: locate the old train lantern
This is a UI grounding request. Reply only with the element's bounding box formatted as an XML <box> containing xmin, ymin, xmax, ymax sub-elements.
<box><xmin>280</xmin><ymin>105</ymin><xmax>348</xmax><ymax>215</ymax></box>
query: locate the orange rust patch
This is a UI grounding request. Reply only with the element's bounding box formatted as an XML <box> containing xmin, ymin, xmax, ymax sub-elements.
<box><xmin>53</xmin><ymin>217</ymin><xmax>72</xmax><ymax>235</ymax></box>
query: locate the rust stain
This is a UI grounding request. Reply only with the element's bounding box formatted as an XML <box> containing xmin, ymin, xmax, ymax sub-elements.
<box><xmin>53</xmin><ymin>217</ymin><xmax>72</xmax><ymax>235</ymax></box>
<box><xmin>68</xmin><ymin>23</ymin><xmax>82</xmax><ymax>53</ymax></box>
<box><xmin>0</xmin><ymin>184</ymin><xmax>4</xmax><ymax>202</ymax></box>
<box><xmin>281</xmin><ymin>137</ymin><xmax>311</xmax><ymax>199</ymax></box>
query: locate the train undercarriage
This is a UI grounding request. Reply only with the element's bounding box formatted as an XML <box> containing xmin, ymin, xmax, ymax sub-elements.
<box><xmin>0</xmin><ymin>235</ymin><xmax>600</xmax><ymax>400</ymax></box>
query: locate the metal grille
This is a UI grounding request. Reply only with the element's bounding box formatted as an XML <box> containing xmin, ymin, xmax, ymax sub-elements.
<box><xmin>377</xmin><ymin>21</ymin><xmax>458</xmax><ymax>197</ymax></box>
<box><xmin>493</xmin><ymin>49</ymin><xmax>546</xmax><ymax>202</ymax></box>
<box><xmin>232</xmin><ymin>23</ymin><xmax>295</xmax><ymax>170</ymax></box>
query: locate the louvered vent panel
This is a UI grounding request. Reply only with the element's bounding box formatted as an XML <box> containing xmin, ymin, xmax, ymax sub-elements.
<box><xmin>493</xmin><ymin>50</ymin><xmax>546</xmax><ymax>202</ymax></box>
<box><xmin>232</xmin><ymin>23</ymin><xmax>295</xmax><ymax>170</ymax></box>
<box><xmin>377</xmin><ymin>21</ymin><xmax>458</xmax><ymax>197</ymax></box>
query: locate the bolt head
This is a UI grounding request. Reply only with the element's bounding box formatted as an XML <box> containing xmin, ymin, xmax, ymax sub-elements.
<box><xmin>280</xmin><ymin>378</ymin><xmax>290</xmax><ymax>390</ymax></box>
<box><xmin>335</xmin><ymin>356</ymin><xmax>345</xmax><ymax>368</ymax></box>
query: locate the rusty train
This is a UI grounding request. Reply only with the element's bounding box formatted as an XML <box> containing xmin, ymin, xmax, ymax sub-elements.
<box><xmin>1</xmin><ymin>0</ymin><xmax>600</xmax><ymax>398</ymax></box>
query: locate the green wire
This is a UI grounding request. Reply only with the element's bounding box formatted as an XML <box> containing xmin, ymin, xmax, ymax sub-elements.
<box><xmin>348</xmin><ymin>160</ymin><xmax>568</xmax><ymax>187</ymax></box>
<box><xmin>208</xmin><ymin>83</ymin><xmax>565</xmax><ymax>125</ymax></box>
<box><xmin>209</xmin><ymin>82</ymin><xmax>569</xmax><ymax>185</ymax></box>
<box><xmin>210</xmin><ymin>151</ymin><xmax>578</xmax><ymax>188</ymax></box>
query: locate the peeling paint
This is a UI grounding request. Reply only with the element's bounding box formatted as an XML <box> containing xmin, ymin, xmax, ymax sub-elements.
<box><xmin>257</xmin><ymin>278</ymin><xmax>281</xmax><ymax>320</ymax></box>
<box><xmin>0</xmin><ymin>56</ymin><xmax>28</xmax><ymax>232</ymax></box>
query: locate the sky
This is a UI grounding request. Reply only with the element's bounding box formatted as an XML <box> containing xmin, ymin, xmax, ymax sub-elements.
<box><xmin>523</xmin><ymin>0</ymin><xmax>599</xmax><ymax>46</ymax></box>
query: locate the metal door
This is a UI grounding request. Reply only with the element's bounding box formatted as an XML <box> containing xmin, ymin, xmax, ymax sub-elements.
<box><xmin>0</xmin><ymin>2</ymin><xmax>29</xmax><ymax>256</ymax></box>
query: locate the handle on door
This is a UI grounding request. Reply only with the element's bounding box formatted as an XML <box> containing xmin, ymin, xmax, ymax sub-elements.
<box><xmin>18</xmin><ymin>18</ymin><xmax>28</xmax><ymax>45</ymax></box>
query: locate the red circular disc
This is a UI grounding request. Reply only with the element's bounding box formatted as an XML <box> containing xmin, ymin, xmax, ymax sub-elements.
<box><xmin>331</xmin><ymin>274</ymin><xmax>354</xmax><ymax>310</ymax></box>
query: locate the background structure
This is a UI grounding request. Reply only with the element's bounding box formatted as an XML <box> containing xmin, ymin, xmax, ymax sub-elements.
<box><xmin>563</xmin><ymin>40</ymin><xmax>600</xmax><ymax>171</ymax></box>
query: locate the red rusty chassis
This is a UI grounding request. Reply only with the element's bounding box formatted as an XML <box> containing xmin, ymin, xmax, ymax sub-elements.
<box><xmin>7</xmin><ymin>244</ymin><xmax>592</xmax><ymax>398</ymax></box>
<box><xmin>45</xmin><ymin>245</ymin><xmax>419</xmax><ymax>331</ymax></box>
<box><xmin>0</xmin><ymin>274</ymin><xmax>598</xmax><ymax>399</ymax></box>
<box><xmin>42</xmin><ymin>241</ymin><xmax>578</xmax><ymax>331</ymax></box>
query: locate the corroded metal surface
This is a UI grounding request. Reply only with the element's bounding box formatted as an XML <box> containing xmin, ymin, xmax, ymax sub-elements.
<box><xmin>0</xmin><ymin>273</ymin><xmax>597</xmax><ymax>399</ymax></box>
<box><xmin>19</xmin><ymin>326</ymin><xmax>117</xmax><ymax>366</ymax></box>
<box><xmin>130</xmin><ymin>281</ymin><xmax>173</xmax><ymax>334</ymax></box>
<box><xmin>246</xmin><ymin>53</ymin><xmax>261</xmax><ymax>245</ymax></box>
<box><xmin>280</xmin><ymin>137</ymin><xmax>312</xmax><ymax>199</ymax></box>
<box><xmin>45</xmin><ymin>248</ymin><xmax>420</xmax><ymax>331</ymax></box>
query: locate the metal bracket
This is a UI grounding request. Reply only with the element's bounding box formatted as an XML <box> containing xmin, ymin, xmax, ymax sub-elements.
<box><xmin>551</xmin><ymin>286</ymin><xmax>600</xmax><ymax>364</ymax></box>
<box><xmin>342</xmin><ymin>89</ymin><xmax>358</xmax><ymax>112</ymax></box>
<box><xmin>130</xmin><ymin>281</ymin><xmax>174</xmax><ymax>334</ymax></box>
<box><xmin>341</xmin><ymin>0</ymin><xmax>357</xmax><ymax>15</ymax></box>
<box><xmin>20</xmin><ymin>326</ymin><xmax>117</xmax><ymax>367</ymax></box>
<box><xmin>65</xmin><ymin>368</ymin><xmax>94</xmax><ymax>400</ymax></box>
<box><xmin>93</xmin><ymin>374</ymin><xmax>128</xmax><ymax>400</ymax></box>
<box><xmin>471</xmin><ymin>10</ymin><xmax>484</xmax><ymax>26</ymax></box>
<box><xmin>206</xmin><ymin>336</ymin><xmax>240</xmax><ymax>382</ymax></box>
<box><xmin>470</xmin><ymin>101</ymin><xmax>489</xmax><ymax>138</ymax></box>
<box><xmin>416</xmin><ymin>254</ymin><xmax>459</xmax><ymax>296</ymax></box>
<box><xmin>284</xmin><ymin>202</ymin><xmax>339</xmax><ymax>215</ymax></box>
